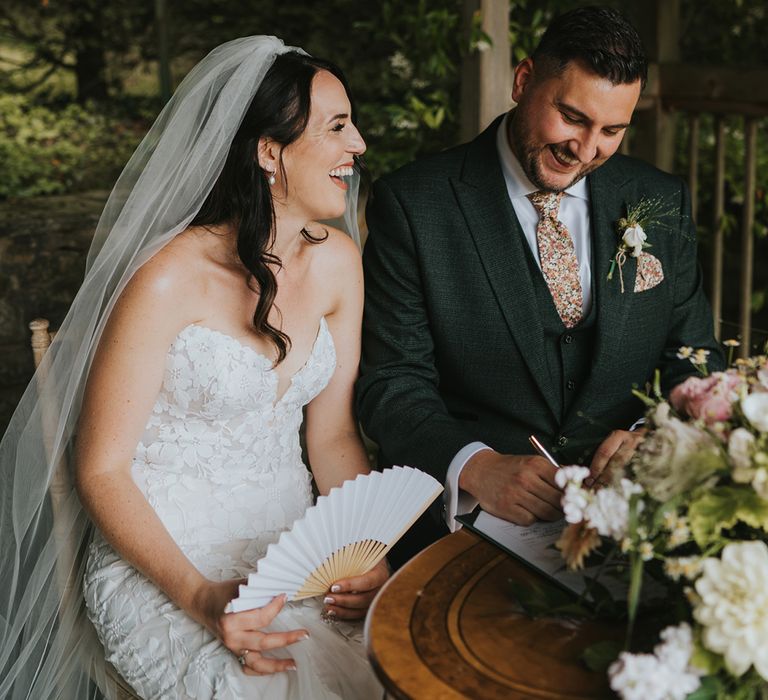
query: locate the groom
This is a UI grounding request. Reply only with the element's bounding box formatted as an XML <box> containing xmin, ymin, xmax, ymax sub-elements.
<box><xmin>356</xmin><ymin>6</ymin><xmax>724</xmax><ymax>564</ymax></box>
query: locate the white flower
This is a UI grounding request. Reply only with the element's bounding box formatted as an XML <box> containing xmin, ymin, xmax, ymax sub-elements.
<box><xmin>388</xmin><ymin>51</ymin><xmax>413</xmax><ymax>79</ymax></box>
<box><xmin>668</xmin><ymin>523</ymin><xmax>691</xmax><ymax>547</ymax></box>
<box><xmin>393</xmin><ymin>117</ymin><xmax>418</xmax><ymax>131</ymax></box>
<box><xmin>758</xmin><ymin>362</ymin><xmax>768</xmax><ymax>389</ymax></box>
<box><xmin>562</xmin><ymin>484</ymin><xmax>590</xmax><ymax>524</ymax></box>
<box><xmin>583</xmin><ymin>479</ymin><xmax>641</xmax><ymax>540</ymax></box>
<box><xmin>639</xmin><ymin>541</ymin><xmax>654</xmax><ymax>561</ymax></box>
<box><xmin>729</xmin><ymin>427</ymin><xmax>757</xmax><ymax>481</ymax></box>
<box><xmin>622</xmin><ymin>224</ymin><xmax>647</xmax><ymax>257</ymax></box>
<box><xmin>676</xmin><ymin>346</ymin><xmax>694</xmax><ymax>359</ymax></box>
<box><xmin>556</xmin><ymin>466</ymin><xmax>592</xmax><ymax>523</ymax></box>
<box><xmin>664</xmin><ymin>556</ymin><xmax>702</xmax><ymax>581</ymax></box>
<box><xmin>555</xmin><ymin>465</ymin><xmax>590</xmax><ymax>489</ymax></box>
<box><xmin>609</xmin><ymin>623</ymin><xmax>701</xmax><ymax>700</ymax></box>
<box><xmin>742</xmin><ymin>393</ymin><xmax>768</xmax><ymax>433</ymax></box>
<box><xmin>753</xmin><ymin>468</ymin><xmax>768</xmax><ymax>500</ymax></box>
<box><xmin>693</xmin><ymin>541</ymin><xmax>768</xmax><ymax>680</ymax></box>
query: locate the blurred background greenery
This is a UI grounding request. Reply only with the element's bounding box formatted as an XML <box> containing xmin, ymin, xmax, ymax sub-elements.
<box><xmin>3</xmin><ymin>1</ymin><xmax>764</xmax><ymax>315</ymax></box>
<box><xmin>1</xmin><ymin>0</ymin><xmax>763</xmax><ymax>194</ymax></box>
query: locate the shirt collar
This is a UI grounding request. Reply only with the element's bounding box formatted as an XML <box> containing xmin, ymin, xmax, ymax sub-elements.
<box><xmin>496</xmin><ymin>111</ymin><xmax>589</xmax><ymax>202</ymax></box>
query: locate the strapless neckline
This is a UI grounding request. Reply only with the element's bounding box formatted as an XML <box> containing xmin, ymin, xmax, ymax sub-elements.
<box><xmin>177</xmin><ymin>316</ymin><xmax>330</xmax><ymax>405</ymax></box>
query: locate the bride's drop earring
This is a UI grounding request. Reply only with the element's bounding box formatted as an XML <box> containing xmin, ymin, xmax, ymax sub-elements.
<box><xmin>266</xmin><ymin>169</ymin><xmax>276</xmax><ymax>186</ymax></box>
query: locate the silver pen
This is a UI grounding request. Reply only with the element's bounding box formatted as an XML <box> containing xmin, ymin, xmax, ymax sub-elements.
<box><xmin>528</xmin><ymin>434</ymin><xmax>561</xmax><ymax>469</ymax></box>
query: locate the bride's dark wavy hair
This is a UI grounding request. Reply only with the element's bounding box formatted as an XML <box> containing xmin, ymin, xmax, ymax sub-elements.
<box><xmin>190</xmin><ymin>51</ymin><xmax>359</xmax><ymax>364</ymax></box>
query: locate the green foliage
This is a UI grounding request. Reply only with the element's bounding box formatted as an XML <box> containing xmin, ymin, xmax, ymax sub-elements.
<box><xmin>688</xmin><ymin>486</ymin><xmax>768</xmax><ymax>549</ymax></box>
<box><xmin>0</xmin><ymin>95</ymin><xmax>146</xmax><ymax>198</ymax></box>
<box><xmin>581</xmin><ymin>639</ymin><xmax>622</xmax><ymax>672</ymax></box>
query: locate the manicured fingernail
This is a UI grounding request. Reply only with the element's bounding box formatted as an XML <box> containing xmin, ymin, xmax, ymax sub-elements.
<box><xmin>331</xmin><ymin>584</ymin><xmax>341</xmax><ymax>593</ymax></box>
<box><xmin>325</xmin><ymin>609</ymin><xmax>336</xmax><ymax>617</ymax></box>
<box><xmin>301</xmin><ymin>633</ymin><xmax>310</xmax><ymax>640</ymax></box>
<box><xmin>323</xmin><ymin>596</ymin><xmax>335</xmax><ymax>605</ymax></box>
<box><xmin>287</xmin><ymin>664</ymin><xmax>297</xmax><ymax>671</ymax></box>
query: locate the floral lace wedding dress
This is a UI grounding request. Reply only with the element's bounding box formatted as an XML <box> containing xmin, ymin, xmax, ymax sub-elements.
<box><xmin>83</xmin><ymin>318</ymin><xmax>382</xmax><ymax>699</ymax></box>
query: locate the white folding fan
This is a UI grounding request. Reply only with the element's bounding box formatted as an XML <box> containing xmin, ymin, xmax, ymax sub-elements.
<box><xmin>226</xmin><ymin>466</ymin><xmax>443</xmax><ymax>612</ymax></box>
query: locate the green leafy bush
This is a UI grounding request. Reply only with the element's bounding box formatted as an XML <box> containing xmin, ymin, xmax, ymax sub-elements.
<box><xmin>0</xmin><ymin>95</ymin><xmax>146</xmax><ymax>198</ymax></box>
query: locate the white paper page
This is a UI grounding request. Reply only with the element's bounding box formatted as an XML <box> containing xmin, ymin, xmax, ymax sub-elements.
<box><xmin>471</xmin><ymin>511</ymin><xmax>624</xmax><ymax>599</ymax></box>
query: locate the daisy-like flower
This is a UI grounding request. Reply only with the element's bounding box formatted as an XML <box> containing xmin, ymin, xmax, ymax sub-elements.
<box><xmin>676</xmin><ymin>346</ymin><xmax>694</xmax><ymax>360</ymax></box>
<box><xmin>693</xmin><ymin>541</ymin><xmax>768</xmax><ymax>680</ymax></box>
<box><xmin>639</xmin><ymin>541</ymin><xmax>654</xmax><ymax>561</ymax></box>
<box><xmin>693</xmin><ymin>348</ymin><xmax>710</xmax><ymax>363</ymax></box>
<box><xmin>664</xmin><ymin>556</ymin><xmax>702</xmax><ymax>582</ymax></box>
<box><xmin>723</xmin><ymin>339</ymin><xmax>740</xmax><ymax>348</ymax></box>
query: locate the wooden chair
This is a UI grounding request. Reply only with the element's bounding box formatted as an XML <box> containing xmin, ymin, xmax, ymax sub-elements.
<box><xmin>29</xmin><ymin>318</ymin><xmax>140</xmax><ymax>700</ymax></box>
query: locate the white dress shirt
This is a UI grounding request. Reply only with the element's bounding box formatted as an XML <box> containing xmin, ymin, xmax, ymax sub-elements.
<box><xmin>442</xmin><ymin>113</ymin><xmax>594</xmax><ymax>532</ymax></box>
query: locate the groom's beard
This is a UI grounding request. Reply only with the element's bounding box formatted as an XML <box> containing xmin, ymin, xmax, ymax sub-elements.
<box><xmin>509</xmin><ymin>115</ymin><xmax>602</xmax><ymax>193</ymax></box>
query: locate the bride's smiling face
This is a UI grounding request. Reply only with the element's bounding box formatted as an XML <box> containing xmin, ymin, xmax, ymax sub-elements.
<box><xmin>278</xmin><ymin>70</ymin><xmax>365</xmax><ymax>222</ymax></box>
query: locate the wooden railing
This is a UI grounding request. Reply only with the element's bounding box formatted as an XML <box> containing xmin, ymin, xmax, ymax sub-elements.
<box><xmin>633</xmin><ymin>60</ymin><xmax>768</xmax><ymax>358</ymax></box>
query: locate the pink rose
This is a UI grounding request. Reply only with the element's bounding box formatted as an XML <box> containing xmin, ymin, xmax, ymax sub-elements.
<box><xmin>670</xmin><ymin>371</ymin><xmax>743</xmax><ymax>426</ymax></box>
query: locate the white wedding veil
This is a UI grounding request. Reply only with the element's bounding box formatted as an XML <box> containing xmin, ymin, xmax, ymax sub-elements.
<box><xmin>0</xmin><ymin>35</ymin><xmax>362</xmax><ymax>699</ymax></box>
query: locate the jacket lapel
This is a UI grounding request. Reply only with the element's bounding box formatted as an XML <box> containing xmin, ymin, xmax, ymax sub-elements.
<box><xmin>450</xmin><ymin>118</ymin><xmax>559</xmax><ymax>420</ymax></box>
<box><xmin>566</xmin><ymin>159</ymin><xmax>636</xmax><ymax>422</ymax></box>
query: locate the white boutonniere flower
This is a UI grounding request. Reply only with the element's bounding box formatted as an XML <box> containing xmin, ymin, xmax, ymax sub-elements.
<box><xmin>622</xmin><ymin>224</ymin><xmax>647</xmax><ymax>258</ymax></box>
<box><xmin>608</xmin><ymin>197</ymin><xmax>675</xmax><ymax>292</ymax></box>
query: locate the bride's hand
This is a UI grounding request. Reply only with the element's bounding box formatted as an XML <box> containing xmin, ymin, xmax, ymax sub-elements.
<box><xmin>193</xmin><ymin>581</ymin><xmax>309</xmax><ymax>674</ymax></box>
<box><xmin>323</xmin><ymin>559</ymin><xmax>390</xmax><ymax>621</ymax></box>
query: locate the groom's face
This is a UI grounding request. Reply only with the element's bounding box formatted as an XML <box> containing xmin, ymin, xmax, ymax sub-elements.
<box><xmin>509</xmin><ymin>57</ymin><xmax>641</xmax><ymax>192</ymax></box>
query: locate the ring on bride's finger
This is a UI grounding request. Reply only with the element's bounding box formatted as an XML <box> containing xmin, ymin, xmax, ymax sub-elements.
<box><xmin>237</xmin><ymin>649</ymin><xmax>250</xmax><ymax>666</ymax></box>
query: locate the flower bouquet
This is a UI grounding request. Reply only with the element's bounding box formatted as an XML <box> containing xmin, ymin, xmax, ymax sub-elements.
<box><xmin>555</xmin><ymin>345</ymin><xmax>768</xmax><ymax>700</ymax></box>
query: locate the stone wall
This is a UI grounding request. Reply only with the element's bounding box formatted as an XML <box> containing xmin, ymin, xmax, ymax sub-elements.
<box><xmin>0</xmin><ymin>191</ymin><xmax>107</xmax><ymax>432</ymax></box>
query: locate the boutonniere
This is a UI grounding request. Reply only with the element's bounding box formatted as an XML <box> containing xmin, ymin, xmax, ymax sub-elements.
<box><xmin>607</xmin><ymin>197</ymin><xmax>672</xmax><ymax>293</ymax></box>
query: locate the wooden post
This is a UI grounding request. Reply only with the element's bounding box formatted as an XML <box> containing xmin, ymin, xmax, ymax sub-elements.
<box><xmin>625</xmin><ymin>0</ymin><xmax>680</xmax><ymax>172</ymax></box>
<box><xmin>460</xmin><ymin>0</ymin><xmax>512</xmax><ymax>143</ymax></box>
<box><xmin>738</xmin><ymin>117</ymin><xmax>758</xmax><ymax>357</ymax></box>
<box><xmin>687</xmin><ymin>113</ymin><xmax>700</xmax><ymax>219</ymax></box>
<box><xmin>711</xmin><ymin>117</ymin><xmax>726</xmax><ymax>340</ymax></box>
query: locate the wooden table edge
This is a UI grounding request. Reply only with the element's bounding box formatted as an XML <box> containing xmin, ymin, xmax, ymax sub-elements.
<box><xmin>365</xmin><ymin>530</ymin><xmax>480</xmax><ymax>699</ymax></box>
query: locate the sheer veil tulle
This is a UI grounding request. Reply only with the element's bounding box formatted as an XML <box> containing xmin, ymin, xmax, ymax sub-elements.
<box><xmin>0</xmin><ymin>35</ymin><xmax>362</xmax><ymax>699</ymax></box>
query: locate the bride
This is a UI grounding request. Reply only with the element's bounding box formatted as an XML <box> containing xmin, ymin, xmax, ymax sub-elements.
<box><xmin>0</xmin><ymin>36</ymin><xmax>385</xmax><ymax>699</ymax></box>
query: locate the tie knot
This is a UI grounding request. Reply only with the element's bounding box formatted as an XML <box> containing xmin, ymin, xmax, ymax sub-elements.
<box><xmin>528</xmin><ymin>190</ymin><xmax>564</xmax><ymax>218</ymax></box>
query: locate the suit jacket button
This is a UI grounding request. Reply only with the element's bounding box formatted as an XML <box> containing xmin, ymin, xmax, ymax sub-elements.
<box><xmin>563</xmin><ymin>334</ymin><xmax>574</xmax><ymax>344</ymax></box>
<box><xmin>557</xmin><ymin>436</ymin><xmax>568</xmax><ymax>447</ymax></box>
<box><xmin>566</xmin><ymin>380</ymin><xmax>576</xmax><ymax>390</ymax></box>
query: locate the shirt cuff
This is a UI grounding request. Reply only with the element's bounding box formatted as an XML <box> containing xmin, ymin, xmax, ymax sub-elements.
<box><xmin>443</xmin><ymin>442</ymin><xmax>492</xmax><ymax>532</ymax></box>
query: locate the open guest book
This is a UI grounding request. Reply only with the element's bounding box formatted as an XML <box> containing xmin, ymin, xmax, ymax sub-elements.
<box><xmin>227</xmin><ymin>466</ymin><xmax>443</xmax><ymax>612</ymax></box>
<box><xmin>456</xmin><ymin>510</ymin><xmax>628</xmax><ymax>602</ymax></box>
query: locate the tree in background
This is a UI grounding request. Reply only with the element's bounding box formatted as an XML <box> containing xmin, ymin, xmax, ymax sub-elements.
<box><xmin>0</xmin><ymin>0</ymin><xmax>155</xmax><ymax>103</ymax></box>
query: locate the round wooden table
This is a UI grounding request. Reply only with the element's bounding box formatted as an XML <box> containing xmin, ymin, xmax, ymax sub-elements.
<box><xmin>365</xmin><ymin>529</ymin><xmax>621</xmax><ymax>699</ymax></box>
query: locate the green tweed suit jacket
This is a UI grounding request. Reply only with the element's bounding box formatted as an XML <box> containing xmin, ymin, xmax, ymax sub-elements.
<box><xmin>356</xmin><ymin>115</ymin><xmax>723</xmax><ymax>511</ymax></box>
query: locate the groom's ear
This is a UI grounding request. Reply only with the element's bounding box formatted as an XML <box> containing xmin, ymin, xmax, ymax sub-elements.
<box><xmin>511</xmin><ymin>57</ymin><xmax>535</xmax><ymax>103</ymax></box>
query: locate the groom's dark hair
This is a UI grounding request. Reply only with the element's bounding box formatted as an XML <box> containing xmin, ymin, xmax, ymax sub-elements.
<box><xmin>532</xmin><ymin>6</ymin><xmax>648</xmax><ymax>88</ymax></box>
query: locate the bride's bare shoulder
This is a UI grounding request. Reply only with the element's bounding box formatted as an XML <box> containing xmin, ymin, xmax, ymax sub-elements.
<box><xmin>116</xmin><ymin>229</ymin><xmax>212</xmax><ymax>318</ymax></box>
<box><xmin>307</xmin><ymin>224</ymin><xmax>361</xmax><ymax>275</ymax></box>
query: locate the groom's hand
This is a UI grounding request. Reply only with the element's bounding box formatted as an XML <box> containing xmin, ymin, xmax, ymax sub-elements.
<box><xmin>460</xmin><ymin>450</ymin><xmax>562</xmax><ymax>526</ymax></box>
<box><xmin>589</xmin><ymin>429</ymin><xmax>646</xmax><ymax>485</ymax></box>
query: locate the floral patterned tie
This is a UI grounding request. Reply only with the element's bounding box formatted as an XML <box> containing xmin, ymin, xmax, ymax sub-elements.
<box><xmin>527</xmin><ymin>190</ymin><xmax>583</xmax><ymax>328</ymax></box>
